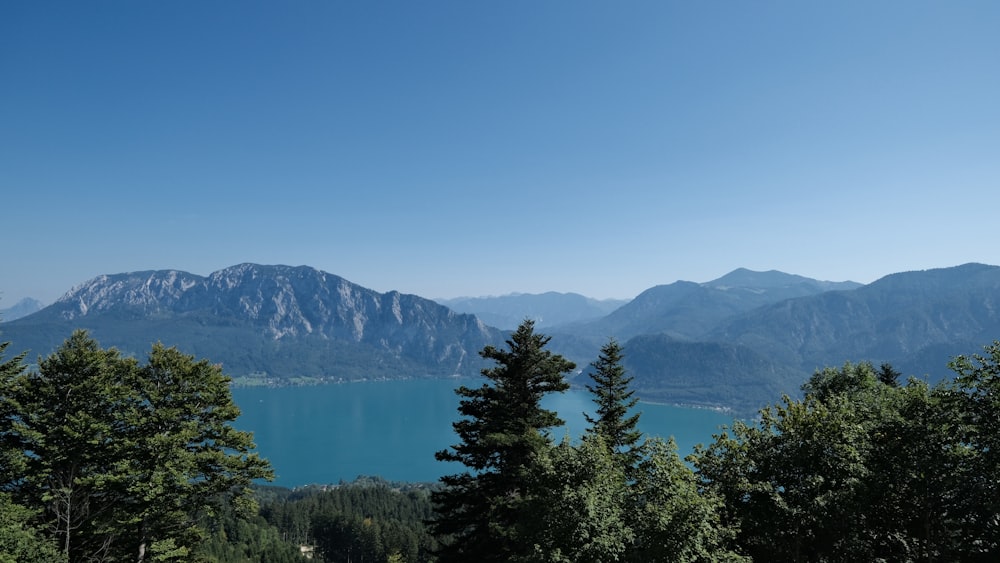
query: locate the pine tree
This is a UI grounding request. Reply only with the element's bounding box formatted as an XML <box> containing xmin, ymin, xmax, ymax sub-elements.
<box><xmin>584</xmin><ymin>338</ymin><xmax>642</xmax><ymax>468</ymax></box>
<box><xmin>431</xmin><ymin>319</ymin><xmax>575</xmax><ymax>562</ymax></box>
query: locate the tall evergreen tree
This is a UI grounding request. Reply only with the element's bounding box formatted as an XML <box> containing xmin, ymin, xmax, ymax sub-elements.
<box><xmin>431</xmin><ymin>319</ymin><xmax>575</xmax><ymax>562</ymax></box>
<box><xmin>584</xmin><ymin>338</ymin><xmax>642</xmax><ymax>468</ymax></box>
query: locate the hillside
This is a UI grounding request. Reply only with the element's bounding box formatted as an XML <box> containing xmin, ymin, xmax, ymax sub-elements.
<box><xmin>708</xmin><ymin>263</ymin><xmax>1000</xmax><ymax>381</ymax></box>
<box><xmin>2</xmin><ymin>264</ymin><xmax>504</xmax><ymax>381</ymax></box>
<box><xmin>559</xmin><ymin>265</ymin><xmax>998</xmax><ymax>412</ymax></box>
<box><xmin>556</xmin><ymin>269</ymin><xmax>861</xmax><ymax>342</ymax></box>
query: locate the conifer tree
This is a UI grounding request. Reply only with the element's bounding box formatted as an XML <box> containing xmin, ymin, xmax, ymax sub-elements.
<box><xmin>431</xmin><ymin>319</ymin><xmax>575</xmax><ymax>562</ymax></box>
<box><xmin>584</xmin><ymin>338</ymin><xmax>642</xmax><ymax>468</ymax></box>
<box><xmin>0</xmin><ymin>340</ymin><xmax>66</xmax><ymax>562</ymax></box>
<box><xmin>116</xmin><ymin>343</ymin><xmax>273</xmax><ymax>562</ymax></box>
<box><xmin>0</xmin><ymin>331</ymin><xmax>272</xmax><ymax>562</ymax></box>
<box><xmin>0</xmin><ymin>331</ymin><xmax>135</xmax><ymax>561</ymax></box>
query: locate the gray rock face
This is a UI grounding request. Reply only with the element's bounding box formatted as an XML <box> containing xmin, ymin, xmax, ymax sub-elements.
<box><xmin>9</xmin><ymin>264</ymin><xmax>503</xmax><ymax>380</ymax></box>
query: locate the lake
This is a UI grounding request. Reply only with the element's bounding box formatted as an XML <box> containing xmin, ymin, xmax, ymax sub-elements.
<box><xmin>232</xmin><ymin>378</ymin><xmax>735</xmax><ymax>487</ymax></box>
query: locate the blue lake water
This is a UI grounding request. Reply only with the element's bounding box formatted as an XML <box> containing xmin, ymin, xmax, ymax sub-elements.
<box><xmin>232</xmin><ymin>378</ymin><xmax>735</xmax><ymax>487</ymax></box>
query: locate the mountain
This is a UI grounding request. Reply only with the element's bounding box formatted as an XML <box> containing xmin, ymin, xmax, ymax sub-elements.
<box><xmin>708</xmin><ymin>263</ymin><xmax>1000</xmax><ymax>382</ymax></box>
<box><xmin>608</xmin><ymin>334</ymin><xmax>802</xmax><ymax>411</ymax></box>
<box><xmin>2</xmin><ymin>264</ymin><xmax>504</xmax><ymax>381</ymax></box>
<box><xmin>3</xmin><ymin>263</ymin><xmax>996</xmax><ymax>415</ymax></box>
<box><xmin>0</xmin><ymin>297</ymin><xmax>45</xmax><ymax>322</ymax></box>
<box><xmin>553</xmin><ymin>269</ymin><xmax>861</xmax><ymax>343</ymax></box>
<box><xmin>436</xmin><ymin>292</ymin><xmax>627</xmax><ymax>330</ymax></box>
<box><xmin>559</xmin><ymin>265</ymin><xmax>996</xmax><ymax>413</ymax></box>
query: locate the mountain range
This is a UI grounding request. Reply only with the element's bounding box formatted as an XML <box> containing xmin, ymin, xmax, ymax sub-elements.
<box><xmin>1</xmin><ymin>264</ymin><xmax>502</xmax><ymax>382</ymax></box>
<box><xmin>3</xmin><ymin>262</ymin><xmax>999</xmax><ymax>414</ymax></box>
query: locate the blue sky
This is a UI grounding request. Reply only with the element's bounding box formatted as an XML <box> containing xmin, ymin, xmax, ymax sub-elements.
<box><xmin>2</xmin><ymin>1</ymin><xmax>998</xmax><ymax>305</ymax></box>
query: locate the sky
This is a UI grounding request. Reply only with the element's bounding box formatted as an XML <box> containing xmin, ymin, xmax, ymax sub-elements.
<box><xmin>2</xmin><ymin>1</ymin><xmax>999</xmax><ymax>306</ymax></box>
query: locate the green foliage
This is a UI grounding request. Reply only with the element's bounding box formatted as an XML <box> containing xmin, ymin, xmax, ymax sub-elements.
<box><xmin>0</xmin><ymin>340</ymin><xmax>30</xmax><ymax>488</ymax></box>
<box><xmin>433</xmin><ymin>329</ymin><xmax>742</xmax><ymax>562</ymax></box>
<box><xmin>584</xmin><ymin>338</ymin><xmax>642</xmax><ymax>469</ymax></box>
<box><xmin>0</xmin><ymin>330</ymin><xmax>273</xmax><ymax>562</ymax></box>
<box><xmin>629</xmin><ymin>438</ymin><xmax>745</xmax><ymax>562</ymax></box>
<box><xmin>0</xmin><ymin>487</ymin><xmax>65</xmax><ymax>562</ymax></box>
<box><xmin>945</xmin><ymin>341</ymin><xmax>1000</xmax><ymax>556</ymax></box>
<box><xmin>197</xmin><ymin>490</ymin><xmax>304</xmax><ymax>563</ymax></box>
<box><xmin>247</xmin><ymin>480</ymin><xmax>436</xmax><ymax>562</ymax></box>
<box><xmin>694</xmin><ymin>357</ymin><xmax>1000</xmax><ymax>561</ymax></box>
<box><xmin>431</xmin><ymin>319</ymin><xmax>575</xmax><ymax>562</ymax></box>
<box><xmin>520</xmin><ymin>437</ymin><xmax>632</xmax><ymax>563</ymax></box>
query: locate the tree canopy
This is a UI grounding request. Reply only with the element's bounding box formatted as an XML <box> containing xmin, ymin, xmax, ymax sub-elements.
<box><xmin>0</xmin><ymin>331</ymin><xmax>272</xmax><ymax>562</ymax></box>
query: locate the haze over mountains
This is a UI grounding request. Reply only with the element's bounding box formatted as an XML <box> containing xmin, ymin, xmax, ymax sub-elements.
<box><xmin>0</xmin><ymin>297</ymin><xmax>45</xmax><ymax>322</ymax></box>
<box><xmin>436</xmin><ymin>293</ymin><xmax>628</xmax><ymax>330</ymax></box>
<box><xmin>3</xmin><ymin>262</ymin><xmax>999</xmax><ymax>413</ymax></box>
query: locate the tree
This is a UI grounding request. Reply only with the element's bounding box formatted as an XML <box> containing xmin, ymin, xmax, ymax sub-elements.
<box><xmin>0</xmin><ymin>492</ymin><xmax>65</xmax><ymax>563</ymax></box>
<box><xmin>0</xmin><ymin>339</ymin><xmax>31</xmax><ymax>488</ymax></box>
<box><xmin>520</xmin><ymin>436</ymin><xmax>632</xmax><ymax>563</ymax></box>
<box><xmin>694</xmin><ymin>360</ymin><xmax>991</xmax><ymax>562</ymax></box>
<box><xmin>0</xmin><ymin>331</ymin><xmax>273</xmax><ymax>562</ymax></box>
<box><xmin>694</xmin><ymin>363</ymin><xmax>885</xmax><ymax>561</ymax></box>
<box><xmin>0</xmin><ymin>330</ymin><xmax>135</xmax><ymax>561</ymax></box>
<box><xmin>0</xmin><ymin>340</ymin><xmax>66</xmax><ymax>562</ymax></box>
<box><xmin>431</xmin><ymin>319</ymin><xmax>575</xmax><ymax>562</ymax></box>
<box><xmin>629</xmin><ymin>438</ymin><xmax>745</xmax><ymax>563</ymax></box>
<box><xmin>583</xmin><ymin>338</ymin><xmax>642</xmax><ymax>470</ymax></box>
<box><xmin>946</xmin><ymin>341</ymin><xmax>1000</xmax><ymax>559</ymax></box>
<box><xmin>116</xmin><ymin>343</ymin><xmax>274</xmax><ymax>562</ymax></box>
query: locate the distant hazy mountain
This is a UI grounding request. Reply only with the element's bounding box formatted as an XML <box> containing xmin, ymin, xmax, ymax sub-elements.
<box><xmin>437</xmin><ymin>292</ymin><xmax>627</xmax><ymax>330</ymax></box>
<box><xmin>3</xmin><ymin>264</ymin><xmax>504</xmax><ymax>380</ymax></box>
<box><xmin>708</xmin><ymin>263</ymin><xmax>1000</xmax><ymax>382</ymax></box>
<box><xmin>558</xmin><ymin>266</ymin><xmax>997</xmax><ymax>413</ymax></box>
<box><xmin>556</xmin><ymin>269</ymin><xmax>861</xmax><ymax>342</ymax></box>
<box><xmin>0</xmin><ymin>297</ymin><xmax>45</xmax><ymax>322</ymax></box>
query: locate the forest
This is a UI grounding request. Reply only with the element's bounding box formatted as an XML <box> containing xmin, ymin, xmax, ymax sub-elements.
<box><xmin>2</xmin><ymin>320</ymin><xmax>999</xmax><ymax>562</ymax></box>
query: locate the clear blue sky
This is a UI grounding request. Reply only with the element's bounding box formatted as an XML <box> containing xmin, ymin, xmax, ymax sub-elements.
<box><xmin>2</xmin><ymin>1</ymin><xmax>998</xmax><ymax>305</ymax></box>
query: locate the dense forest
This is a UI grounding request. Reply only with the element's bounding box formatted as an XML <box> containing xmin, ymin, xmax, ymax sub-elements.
<box><xmin>2</xmin><ymin>321</ymin><xmax>999</xmax><ymax>561</ymax></box>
